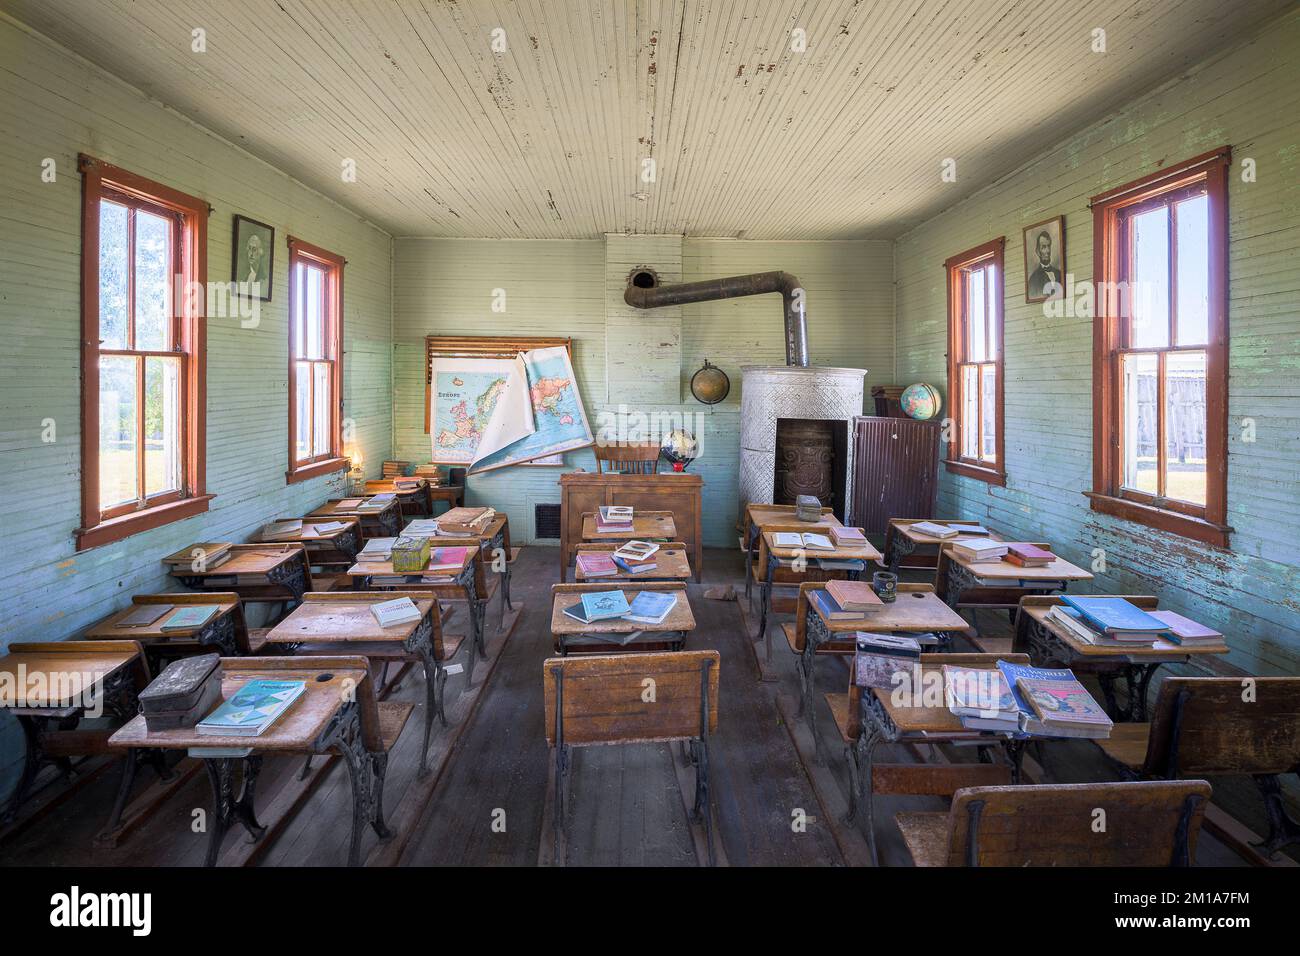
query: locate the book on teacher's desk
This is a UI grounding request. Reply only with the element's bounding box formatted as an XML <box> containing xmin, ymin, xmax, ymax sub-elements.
<box><xmin>197</xmin><ymin>679</ymin><xmax>306</xmax><ymax>737</ymax></box>
<box><xmin>826</xmin><ymin>579</ymin><xmax>882</xmax><ymax>611</ymax></box>
<box><xmin>623</xmin><ymin>591</ymin><xmax>677</xmax><ymax>625</ymax></box>
<box><xmin>579</xmin><ymin>590</ymin><xmax>632</xmax><ymax>622</ymax></box>
<box><xmin>575</xmin><ymin>553</ymin><xmax>619</xmax><ymax>578</ymax></box>
<box><xmin>613</xmin><ymin>556</ymin><xmax>657</xmax><ymax>574</ymax></box>
<box><xmin>809</xmin><ymin>588</ymin><xmax>866</xmax><ymax>621</ymax></box>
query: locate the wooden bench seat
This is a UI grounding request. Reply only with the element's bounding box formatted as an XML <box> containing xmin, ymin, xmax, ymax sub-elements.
<box><xmin>894</xmin><ymin>811</ymin><xmax>950</xmax><ymax>867</ymax></box>
<box><xmin>1094</xmin><ymin>722</ymin><xmax>1152</xmax><ymax>770</ymax></box>
<box><xmin>377</xmin><ymin>701</ymin><xmax>415</xmax><ymax>752</ymax></box>
<box><xmin>825</xmin><ymin>692</ymin><xmax>853</xmax><ymax>744</ymax></box>
<box><xmin>247</xmin><ymin>628</ymin><xmax>272</xmax><ymax>654</ymax></box>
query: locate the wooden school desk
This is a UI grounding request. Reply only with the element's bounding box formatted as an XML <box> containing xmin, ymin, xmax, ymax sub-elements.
<box><xmin>882</xmin><ymin>519</ymin><xmax>1002</xmax><ymax>575</ymax></box>
<box><xmin>786</xmin><ymin>582</ymin><xmax>969</xmax><ymax>745</ymax></box>
<box><xmin>308</xmin><ymin>496</ymin><xmax>403</xmax><ymax>540</ymax></box>
<box><xmin>364</xmin><ymin>478</ymin><xmax>434</xmax><ymax>518</ymax></box>
<box><xmin>264</xmin><ymin>592</ymin><xmax>463</xmax><ymax>775</ymax></box>
<box><xmin>0</xmin><ymin>640</ymin><xmax>149</xmax><ymax>830</ymax></box>
<box><xmin>740</xmin><ymin>502</ymin><xmax>839</xmax><ymax>604</ymax></box>
<box><xmin>549</xmin><ymin>582</ymin><xmax>695</xmax><ymax>655</ymax></box>
<box><xmin>343</xmin><ymin>543</ymin><xmax>489</xmax><ymax>684</ymax></box>
<box><xmin>757</xmin><ymin>530</ymin><xmax>882</xmax><ymax>656</ymax></box>
<box><xmin>168</xmin><ymin>544</ymin><xmax>314</xmax><ymax>610</ymax></box>
<box><xmin>936</xmin><ymin>542</ymin><xmax>1092</xmax><ymax>619</ymax></box>
<box><xmin>1014</xmin><ymin>594</ymin><xmax>1229</xmax><ymax>722</ymax></box>
<box><xmin>428</xmin><ymin>484</ymin><xmax>466</xmax><ymax>514</ymax></box>
<box><xmin>260</xmin><ymin>516</ymin><xmax>362</xmax><ymax>568</ymax></box>
<box><xmin>403</xmin><ymin>512</ymin><xmax>516</xmax><ymax>632</ymax></box>
<box><xmin>83</xmin><ymin>593</ymin><xmax>248</xmax><ymax>669</ymax></box>
<box><xmin>574</xmin><ymin>542</ymin><xmax>693</xmax><ymax>582</ymax></box>
<box><xmin>580</xmin><ymin>511</ymin><xmax>677</xmax><ymax>544</ymax></box>
<box><xmin>109</xmin><ymin>656</ymin><xmax>408</xmax><ymax>867</ymax></box>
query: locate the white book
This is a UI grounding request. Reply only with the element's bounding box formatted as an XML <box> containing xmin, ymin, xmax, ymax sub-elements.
<box><xmin>308</xmin><ymin>520</ymin><xmax>349</xmax><ymax>535</ymax></box>
<box><xmin>357</xmin><ymin>537</ymin><xmax>397</xmax><ymax>561</ymax></box>
<box><xmin>613</xmin><ymin>540</ymin><xmax>659</xmax><ymax>562</ymax></box>
<box><xmin>911</xmin><ymin>521</ymin><xmax>958</xmax><ymax>538</ymax></box>
<box><xmin>371</xmin><ymin>597</ymin><xmax>422</xmax><ymax>627</ymax></box>
<box><xmin>403</xmin><ymin>519</ymin><xmax>441</xmax><ymax>537</ymax></box>
<box><xmin>952</xmin><ymin>538</ymin><xmax>1008</xmax><ymax>562</ymax></box>
<box><xmin>772</xmin><ymin>532</ymin><xmax>804</xmax><ymax>548</ymax></box>
<box><xmin>262</xmin><ymin>519</ymin><xmax>303</xmax><ymax>539</ymax></box>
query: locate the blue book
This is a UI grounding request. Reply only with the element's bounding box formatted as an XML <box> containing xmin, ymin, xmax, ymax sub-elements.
<box><xmin>623</xmin><ymin>591</ymin><xmax>677</xmax><ymax>624</ymax></box>
<box><xmin>579</xmin><ymin>590</ymin><xmax>631</xmax><ymax>621</ymax></box>
<box><xmin>1059</xmin><ymin>595</ymin><xmax>1168</xmax><ymax>635</ymax></box>
<box><xmin>197</xmin><ymin>679</ymin><xmax>305</xmax><ymax>737</ymax></box>
<box><xmin>995</xmin><ymin>660</ymin><xmax>1076</xmax><ymax>737</ymax></box>
<box><xmin>613</xmin><ymin>555</ymin><xmax>657</xmax><ymax>574</ymax></box>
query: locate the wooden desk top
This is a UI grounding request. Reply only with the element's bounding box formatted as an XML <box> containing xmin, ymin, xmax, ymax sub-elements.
<box><xmin>763</xmin><ymin>531</ymin><xmax>882</xmax><ymax>563</ymax></box>
<box><xmin>308</xmin><ymin>497</ymin><xmax>399</xmax><ymax>519</ymax></box>
<box><xmin>403</xmin><ymin>514</ymin><xmax>507</xmax><ymax>540</ymax></box>
<box><xmin>84</xmin><ymin>594</ymin><xmax>239</xmax><ymax>642</ymax></box>
<box><xmin>1023</xmin><ymin>598</ymin><xmax>1229</xmax><ymax>659</ymax></box>
<box><xmin>364</xmin><ymin>478</ymin><xmax>427</xmax><ymax>494</ymax></box>
<box><xmin>746</xmin><ymin>503</ymin><xmax>842</xmax><ymax>530</ymax></box>
<box><xmin>892</xmin><ymin>518</ymin><xmax>1002</xmax><ymax>546</ymax></box>
<box><xmin>949</xmin><ymin>548</ymin><xmax>1092</xmax><ymax>582</ymax></box>
<box><xmin>344</xmin><ymin>543</ymin><xmax>479</xmax><ymax>579</ymax></box>
<box><xmin>0</xmin><ymin>641</ymin><xmax>142</xmax><ymax>709</ymax></box>
<box><xmin>873</xmin><ymin>662</ymin><xmax>981</xmax><ymax>735</ymax></box>
<box><xmin>810</xmin><ymin>585</ymin><xmax>969</xmax><ymax>633</ymax></box>
<box><xmin>260</xmin><ymin>517</ymin><xmax>358</xmax><ymax>543</ymax></box>
<box><xmin>575</xmin><ymin>544</ymin><xmax>692</xmax><ymax>581</ymax></box>
<box><xmin>582</xmin><ymin>512</ymin><xmax>677</xmax><ymax>541</ymax></box>
<box><xmin>550</xmin><ymin>582</ymin><xmax>696</xmax><ymax>635</ymax></box>
<box><xmin>110</xmin><ymin>664</ymin><xmax>367</xmax><ymax>752</ymax></box>
<box><xmin>265</xmin><ymin>593</ymin><xmax>436</xmax><ymax>646</ymax></box>
<box><xmin>170</xmin><ymin>545</ymin><xmax>302</xmax><ymax>578</ymax></box>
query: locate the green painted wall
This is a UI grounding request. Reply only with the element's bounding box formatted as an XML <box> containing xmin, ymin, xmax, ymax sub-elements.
<box><xmin>893</xmin><ymin>13</ymin><xmax>1300</xmax><ymax>677</ymax></box>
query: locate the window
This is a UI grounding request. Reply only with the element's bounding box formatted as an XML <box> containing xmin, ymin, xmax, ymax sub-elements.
<box><xmin>1087</xmin><ymin>148</ymin><xmax>1231</xmax><ymax>548</ymax></box>
<box><xmin>78</xmin><ymin>155</ymin><xmax>210</xmax><ymax>550</ymax></box>
<box><xmin>944</xmin><ymin>238</ymin><xmax>1005</xmax><ymax>485</ymax></box>
<box><xmin>286</xmin><ymin>237</ymin><xmax>346</xmax><ymax>483</ymax></box>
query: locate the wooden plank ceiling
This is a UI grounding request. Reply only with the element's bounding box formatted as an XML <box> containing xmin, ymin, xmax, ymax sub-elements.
<box><xmin>5</xmin><ymin>0</ymin><xmax>1290</xmax><ymax>238</ymax></box>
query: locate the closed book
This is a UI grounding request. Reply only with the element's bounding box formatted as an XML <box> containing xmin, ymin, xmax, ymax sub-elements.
<box><xmin>826</xmin><ymin>579</ymin><xmax>882</xmax><ymax>611</ymax></box>
<box><xmin>1016</xmin><ymin>676</ymin><xmax>1113</xmax><ymax>738</ymax></box>
<box><xmin>596</xmin><ymin>520</ymin><xmax>635</xmax><ymax>533</ymax></box>
<box><xmin>623</xmin><ymin>591</ymin><xmax>677</xmax><ymax>624</ymax></box>
<box><xmin>262</xmin><ymin>519</ymin><xmax>303</xmax><ymax>540</ymax></box>
<box><xmin>357</xmin><ymin>537</ymin><xmax>396</xmax><ymax>562</ymax></box>
<box><xmin>370</xmin><ymin>597</ymin><xmax>422</xmax><ymax>627</ymax></box>
<box><xmin>119</xmin><ymin>603</ymin><xmax>174</xmax><ymax>628</ymax></box>
<box><xmin>809</xmin><ymin>588</ymin><xmax>865</xmax><ymax>621</ymax></box>
<box><xmin>427</xmin><ymin>547</ymin><xmax>468</xmax><ymax>573</ymax></box>
<box><xmin>579</xmin><ymin>590</ymin><xmax>632</xmax><ymax>621</ymax></box>
<box><xmin>1005</xmin><ymin>543</ymin><xmax>1054</xmax><ymax>565</ymax></box>
<box><xmin>197</xmin><ymin>680</ymin><xmax>306</xmax><ymax>737</ymax></box>
<box><xmin>1049</xmin><ymin>606</ymin><xmax>1154</xmax><ymax>646</ymax></box>
<box><xmin>613</xmin><ymin>540</ymin><xmax>658</xmax><ymax>562</ymax></box>
<box><xmin>951</xmin><ymin>538</ymin><xmax>1008</xmax><ymax>562</ymax></box>
<box><xmin>1149</xmin><ymin>610</ymin><xmax>1222</xmax><ymax>644</ymax></box>
<box><xmin>599</xmin><ymin>506</ymin><xmax>634</xmax><ymax>523</ymax></box>
<box><xmin>162</xmin><ymin>542</ymin><xmax>232</xmax><ymax>566</ymax></box>
<box><xmin>613</xmin><ymin>556</ymin><xmax>657</xmax><ymax>574</ymax></box>
<box><xmin>943</xmin><ymin>665</ymin><xmax>1018</xmax><ymax>721</ymax></box>
<box><xmin>829</xmin><ymin>526</ymin><xmax>867</xmax><ymax>546</ymax></box>
<box><xmin>160</xmin><ymin>605</ymin><xmax>220</xmax><ymax>631</ymax></box>
<box><xmin>910</xmin><ymin>521</ymin><xmax>959</xmax><ymax>539</ymax></box>
<box><xmin>576</xmin><ymin>553</ymin><xmax>619</xmax><ymax>578</ymax></box>
<box><xmin>1060</xmin><ymin>595</ymin><xmax>1168</xmax><ymax>636</ymax></box>
<box><xmin>336</xmin><ymin>498</ymin><xmax>365</xmax><ymax>509</ymax></box>
<box><xmin>562</xmin><ymin>603</ymin><xmax>592</xmax><ymax>624</ymax></box>
<box><xmin>402</xmin><ymin>519</ymin><xmax>440</xmax><ymax>537</ymax></box>
<box><xmin>308</xmin><ymin>520</ymin><xmax>349</xmax><ymax>535</ymax></box>
<box><xmin>995</xmin><ymin>660</ymin><xmax>1112</xmax><ymax>738</ymax></box>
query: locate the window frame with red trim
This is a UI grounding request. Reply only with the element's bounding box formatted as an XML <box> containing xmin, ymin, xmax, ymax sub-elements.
<box><xmin>286</xmin><ymin>237</ymin><xmax>348</xmax><ymax>484</ymax></box>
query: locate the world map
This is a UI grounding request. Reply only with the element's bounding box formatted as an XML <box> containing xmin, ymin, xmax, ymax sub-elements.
<box><xmin>431</xmin><ymin>371</ymin><xmax>512</xmax><ymax>463</ymax></box>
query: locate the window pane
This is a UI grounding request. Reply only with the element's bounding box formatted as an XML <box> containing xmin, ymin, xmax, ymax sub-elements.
<box><xmin>292</xmin><ymin>263</ymin><xmax>305</xmax><ymax>359</ymax></box>
<box><xmin>295</xmin><ymin>362</ymin><xmax>312</xmax><ymax>461</ymax></box>
<box><xmin>981</xmin><ymin>364</ymin><xmax>997</xmax><ymax>462</ymax></box>
<box><xmin>1121</xmin><ymin>352</ymin><xmax>1159</xmax><ymax>494</ymax></box>
<box><xmin>1129</xmin><ymin>206</ymin><xmax>1169</xmax><ymax>348</ymax></box>
<box><xmin>985</xmin><ymin>263</ymin><xmax>999</xmax><ymax>359</ymax></box>
<box><xmin>306</xmin><ymin>265</ymin><xmax>324</xmax><ymax>359</ymax></box>
<box><xmin>99</xmin><ymin>201</ymin><xmax>129</xmax><ymax>349</ymax></box>
<box><xmin>99</xmin><ymin>355</ymin><xmax>138</xmax><ymax>506</ymax></box>
<box><xmin>1175</xmin><ymin>194</ymin><xmax>1209</xmax><ymax>346</ymax></box>
<box><xmin>967</xmin><ymin>268</ymin><xmax>987</xmax><ymax>362</ymax></box>
<box><xmin>961</xmin><ymin>364</ymin><xmax>979</xmax><ymax>459</ymax></box>
<box><xmin>313</xmin><ymin>362</ymin><xmax>331</xmax><ymax>456</ymax></box>
<box><xmin>134</xmin><ymin>209</ymin><xmax>171</xmax><ymax>350</ymax></box>
<box><xmin>1165</xmin><ymin>350</ymin><xmax>1207</xmax><ymax>505</ymax></box>
<box><xmin>144</xmin><ymin>357</ymin><xmax>182</xmax><ymax>496</ymax></box>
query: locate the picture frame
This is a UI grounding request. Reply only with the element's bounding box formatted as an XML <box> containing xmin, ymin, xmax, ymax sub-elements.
<box><xmin>231</xmin><ymin>214</ymin><xmax>274</xmax><ymax>302</ymax></box>
<box><xmin>1022</xmin><ymin>215</ymin><xmax>1065</xmax><ymax>303</ymax></box>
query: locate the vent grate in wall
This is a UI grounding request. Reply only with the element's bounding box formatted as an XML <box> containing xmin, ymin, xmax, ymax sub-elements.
<box><xmin>534</xmin><ymin>503</ymin><xmax>562</xmax><ymax>540</ymax></box>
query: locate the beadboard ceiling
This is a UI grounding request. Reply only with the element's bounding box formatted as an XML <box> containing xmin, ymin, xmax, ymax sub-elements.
<box><xmin>4</xmin><ymin>0</ymin><xmax>1290</xmax><ymax>238</ymax></box>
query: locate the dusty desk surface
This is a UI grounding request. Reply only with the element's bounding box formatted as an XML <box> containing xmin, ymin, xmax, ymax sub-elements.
<box><xmin>581</xmin><ymin>512</ymin><xmax>677</xmax><ymax>541</ymax></box>
<box><xmin>550</xmin><ymin>583</ymin><xmax>695</xmax><ymax>634</ymax></box>
<box><xmin>0</xmin><ymin>642</ymin><xmax>141</xmax><ymax>709</ymax></box>
<box><xmin>575</xmin><ymin>545</ymin><xmax>692</xmax><ymax>581</ymax></box>
<box><xmin>265</xmin><ymin>594</ymin><xmax>437</xmax><ymax>644</ymax></box>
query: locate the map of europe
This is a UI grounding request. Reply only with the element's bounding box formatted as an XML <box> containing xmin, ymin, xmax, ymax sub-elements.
<box><xmin>432</xmin><ymin>371</ymin><xmax>512</xmax><ymax>464</ymax></box>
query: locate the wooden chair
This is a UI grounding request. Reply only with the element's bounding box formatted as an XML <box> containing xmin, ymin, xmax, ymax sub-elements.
<box><xmin>895</xmin><ymin>780</ymin><xmax>1212</xmax><ymax>867</ymax></box>
<box><xmin>543</xmin><ymin>650</ymin><xmax>720</xmax><ymax>865</ymax></box>
<box><xmin>593</xmin><ymin>441</ymin><xmax>661</xmax><ymax>474</ymax></box>
<box><xmin>1094</xmin><ymin>676</ymin><xmax>1300</xmax><ymax>858</ymax></box>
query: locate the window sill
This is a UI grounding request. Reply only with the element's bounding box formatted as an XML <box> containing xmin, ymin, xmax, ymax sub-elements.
<box><xmin>943</xmin><ymin>459</ymin><xmax>1006</xmax><ymax>487</ymax></box>
<box><xmin>1084</xmin><ymin>492</ymin><xmax>1231</xmax><ymax>549</ymax></box>
<box><xmin>76</xmin><ymin>495</ymin><xmax>215</xmax><ymax>552</ymax></box>
<box><xmin>286</xmin><ymin>456</ymin><xmax>350</xmax><ymax>485</ymax></box>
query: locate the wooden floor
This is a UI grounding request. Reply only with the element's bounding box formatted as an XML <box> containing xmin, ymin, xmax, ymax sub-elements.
<box><xmin>0</xmin><ymin>546</ymin><xmax>1288</xmax><ymax>866</ymax></box>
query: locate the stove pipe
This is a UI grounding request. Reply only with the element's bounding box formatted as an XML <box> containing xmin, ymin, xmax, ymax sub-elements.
<box><xmin>623</xmin><ymin>270</ymin><xmax>809</xmax><ymax>367</ymax></box>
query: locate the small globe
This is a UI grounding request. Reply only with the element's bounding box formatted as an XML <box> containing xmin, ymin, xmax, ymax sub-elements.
<box><xmin>900</xmin><ymin>382</ymin><xmax>942</xmax><ymax>420</ymax></box>
<box><xmin>661</xmin><ymin>428</ymin><xmax>699</xmax><ymax>469</ymax></box>
<box><xmin>690</xmin><ymin>360</ymin><xmax>730</xmax><ymax>404</ymax></box>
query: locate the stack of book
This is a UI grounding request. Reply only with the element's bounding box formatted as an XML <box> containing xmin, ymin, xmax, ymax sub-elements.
<box><xmin>943</xmin><ymin>660</ymin><xmax>1113</xmax><ymax>739</ymax></box>
<box><xmin>413</xmin><ymin>464</ymin><xmax>444</xmax><ymax>486</ymax></box>
<box><xmin>261</xmin><ymin>519</ymin><xmax>303</xmax><ymax>541</ymax></box>
<box><xmin>1047</xmin><ymin>595</ymin><xmax>1174</xmax><ymax>648</ymax></box>
<box><xmin>596</xmin><ymin>505</ymin><xmax>634</xmax><ymax>533</ymax></box>
<box><xmin>1004</xmin><ymin>543</ymin><xmax>1054</xmax><ymax>567</ymax></box>
<box><xmin>402</xmin><ymin>519</ymin><xmax>440</xmax><ymax>537</ymax></box>
<box><xmin>383</xmin><ymin>460</ymin><xmax>410</xmax><ymax>478</ymax></box>
<box><xmin>575</xmin><ymin>552</ymin><xmax>619</xmax><ymax>578</ymax></box>
<box><xmin>393</xmin><ymin>476</ymin><xmax>423</xmax><ymax>491</ymax></box>
<box><xmin>809</xmin><ymin>580</ymin><xmax>882</xmax><ymax>621</ymax></box>
<box><xmin>950</xmin><ymin>538</ymin><xmax>1008</xmax><ymax>563</ymax></box>
<box><xmin>562</xmin><ymin>589</ymin><xmax>678</xmax><ymax>626</ymax></box>
<box><xmin>829</xmin><ymin>526</ymin><xmax>867</xmax><ymax>547</ymax></box>
<box><xmin>612</xmin><ymin>540</ymin><xmax>658</xmax><ymax>564</ymax></box>
<box><xmin>357</xmin><ymin>493</ymin><xmax>396</xmax><ymax>512</ymax></box>
<box><xmin>438</xmin><ymin>506</ymin><xmax>495</xmax><ymax>535</ymax></box>
<box><xmin>162</xmin><ymin>543</ymin><xmax>233</xmax><ymax>571</ymax></box>
<box><xmin>303</xmin><ymin>520</ymin><xmax>348</xmax><ymax>536</ymax></box>
<box><xmin>356</xmin><ymin>537</ymin><xmax>396</xmax><ymax>562</ymax></box>
<box><xmin>1148</xmin><ymin>609</ymin><xmax>1223</xmax><ymax>646</ymax></box>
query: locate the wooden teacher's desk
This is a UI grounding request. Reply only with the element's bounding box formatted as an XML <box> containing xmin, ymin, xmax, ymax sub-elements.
<box><xmin>559</xmin><ymin>472</ymin><xmax>703</xmax><ymax>583</ymax></box>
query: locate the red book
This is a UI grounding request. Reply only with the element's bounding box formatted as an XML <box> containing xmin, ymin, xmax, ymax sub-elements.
<box><xmin>575</xmin><ymin>553</ymin><xmax>619</xmax><ymax>578</ymax></box>
<box><xmin>826</xmin><ymin>579</ymin><xmax>883</xmax><ymax>611</ymax></box>
<box><xmin>830</xmin><ymin>526</ymin><xmax>867</xmax><ymax>546</ymax></box>
<box><xmin>1005</xmin><ymin>543</ymin><xmax>1053</xmax><ymax>566</ymax></box>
